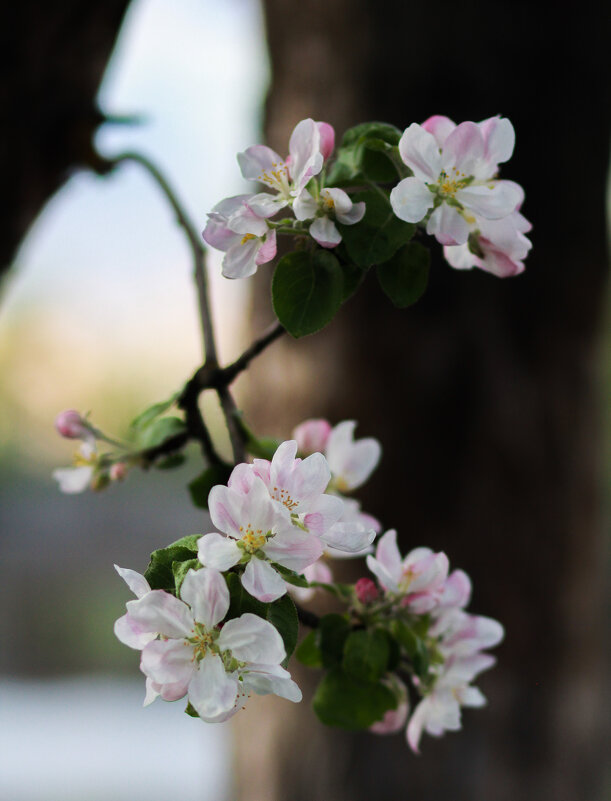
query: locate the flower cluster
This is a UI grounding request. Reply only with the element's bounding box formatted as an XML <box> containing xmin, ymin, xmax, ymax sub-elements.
<box><xmin>390</xmin><ymin>115</ymin><xmax>531</xmax><ymax>276</ymax></box>
<box><xmin>363</xmin><ymin>530</ymin><xmax>503</xmax><ymax>751</ymax></box>
<box><xmin>203</xmin><ymin>118</ymin><xmax>365</xmax><ymax>277</ymax></box>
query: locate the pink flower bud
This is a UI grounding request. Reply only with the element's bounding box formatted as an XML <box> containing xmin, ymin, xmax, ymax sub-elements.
<box><xmin>317</xmin><ymin>121</ymin><xmax>335</xmax><ymax>161</ymax></box>
<box><xmin>355</xmin><ymin>577</ymin><xmax>379</xmax><ymax>604</ymax></box>
<box><xmin>110</xmin><ymin>462</ymin><xmax>127</xmax><ymax>482</ymax></box>
<box><xmin>55</xmin><ymin>410</ymin><xmax>89</xmax><ymax>439</ymax></box>
<box><xmin>293</xmin><ymin>419</ymin><xmax>332</xmax><ymax>455</ymax></box>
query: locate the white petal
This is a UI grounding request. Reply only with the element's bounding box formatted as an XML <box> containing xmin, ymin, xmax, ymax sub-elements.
<box><xmin>390</xmin><ymin>177</ymin><xmax>434</xmax><ymax>223</ymax></box>
<box><xmin>188</xmin><ymin>654</ymin><xmax>238</xmax><ymax>721</ymax></box>
<box><xmin>326</xmin><ymin>420</ymin><xmax>381</xmax><ymax>490</ymax></box>
<box><xmin>114</xmin><ymin>613</ymin><xmax>156</xmax><ymax>650</ymax></box>
<box><xmin>208</xmin><ymin>486</ymin><xmax>242</xmax><ymax>537</ymax></box>
<box><xmin>302</xmin><ymin>494</ymin><xmax>343</xmax><ymax>535</ymax></box>
<box><xmin>222</xmin><ymin>238</ymin><xmax>260</xmax><ymax>279</ymax></box>
<box><xmin>456</xmin><ymin>181</ymin><xmax>521</xmax><ymax>219</ymax></box>
<box><xmin>197</xmin><ymin>533</ymin><xmax>241</xmax><ymax>571</ymax></box>
<box><xmin>310</xmin><ymin>217</ymin><xmax>341</xmax><ymax>248</ymax></box>
<box><xmin>237</xmin><ymin>145</ymin><xmax>284</xmax><ymax>181</ymax></box>
<box><xmin>243</xmin><ymin>664</ymin><xmax>302</xmax><ymax>702</ymax></box>
<box><xmin>241</xmin><ymin>558</ymin><xmax>287</xmax><ymax>602</ymax></box>
<box><xmin>126</xmin><ymin>590</ymin><xmax>193</xmax><ymax>639</ymax></box>
<box><xmin>263</xmin><ymin>529</ymin><xmax>323</xmax><ymax>572</ymax></box>
<box><xmin>114</xmin><ymin>565</ymin><xmax>151</xmax><ymax>599</ymax></box>
<box><xmin>375</xmin><ymin>529</ymin><xmax>403</xmax><ymax>579</ymax></box>
<box><xmin>52</xmin><ymin>465</ymin><xmax>94</xmax><ymax>494</ymax></box>
<box><xmin>426</xmin><ymin>204</ymin><xmax>469</xmax><ymax>246</ymax></box>
<box><xmin>140</xmin><ymin>638</ymin><xmax>195</xmax><ymax>685</ymax></box>
<box><xmin>219</xmin><ymin>612</ymin><xmax>286</xmax><ymax>664</ymax></box>
<box><xmin>366</xmin><ymin>554</ymin><xmax>399</xmax><ymax>593</ymax></box>
<box><xmin>321</xmin><ymin>522</ymin><xmax>376</xmax><ymax>553</ymax></box>
<box><xmin>246</xmin><ymin>192</ymin><xmax>287</xmax><ymax>218</ymax></box>
<box><xmin>180</xmin><ymin>567</ymin><xmax>229</xmax><ymax>628</ymax></box>
<box><xmin>293</xmin><ymin>188</ymin><xmax>318</xmax><ymax>221</ymax></box>
<box><xmin>398</xmin><ymin>123</ymin><xmax>442</xmax><ymax>181</ymax></box>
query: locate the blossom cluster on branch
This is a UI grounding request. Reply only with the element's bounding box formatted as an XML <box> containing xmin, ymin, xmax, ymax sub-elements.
<box><xmin>53</xmin><ymin>112</ymin><xmax>524</xmax><ymax>753</ymax></box>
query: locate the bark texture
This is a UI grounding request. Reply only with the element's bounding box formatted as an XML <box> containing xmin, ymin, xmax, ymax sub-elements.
<box><xmin>237</xmin><ymin>1</ymin><xmax>610</xmax><ymax>799</ymax></box>
<box><xmin>1</xmin><ymin>0</ymin><xmax>131</xmax><ymax>278</ymax></box>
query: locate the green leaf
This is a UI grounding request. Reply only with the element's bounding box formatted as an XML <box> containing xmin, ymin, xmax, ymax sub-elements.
<box><xmin>129</xmin><ymin>393</ymin><xmax>178</xmax><ymax>430</ymax></box>
<box><xmin>155</xmin><ymin>453</ymin><xmax>187</xmax><ymax>470</ymax></box>
<box><xmin>136</xmin><ymin>416</ymin><xmax>186</xmax><ymax>449</ymax></box>
<box><xmin>318</xmin><ymin>614</ymin><xmax>351</xmax><ymax>668</ymax></box>
<box><xmin>295</xmin><ymin>630</ymin><xmax>323</xmax><ymax>668</ymax></box>
<box><xmin>188</xmin><ymin>464</ymin><xmax>232</xmax><ymax>509</ymax></box>
<box><xmin>339</xmin><ymin>258</ymin><xmax>366</xmax><ymax>302</ymax></box>
<box><xmin>326</xmin><ymin>122</ymin><xmax>403</xmax><ymax>186</ymax></box>
<box><xmin>342</xmin><ymin>629</ymin><xmax>390</xmax><ymax>683</ymax></box>
<box><xmin>341</xmin><ymin>121</ymin><xmax>402</xmax><ymax>149</ymax></box>
<box><xmin>184</xmin><ymin>702</ymin><xmax>199</xmax><ymax>718</ymax></box>
<box><xmin>312</xmin><ymin>668</ymin><xmax>397</xmax><ymax>730</ymax></box>
<box><xmin>172</xmin><ymin>558</ymin><xmax>200</xmax><ymax>593</ymax></box>
<box><xmin>272</xmin><ymin>250</ymin><xmax>343</xmax><ymax>338</ymax></box>
<box><xmin>143</xmin><ymin>536</ymin><xmax>200</xmax><ymax>592</ymax></box>
<box><xmin>337</xmin><ymin>190</ymin><xmax>415</xmax><ymax>269</ymax></box>
<box><xmin>225</xmin><ymin>573</ymin><xmax>298</xmax><ymax>662</ymax></box>
<box><xmin>268</xmin><ymin>593</ymin><xmax>299</xmax><ymax>662</ymax></box>
<box><xmin>377</xmin><ymin>241</ymin><xmax>430</xmax><ymax>307</ymax></box>
<box><xmin>391</xmin><ymin>619</ymin><xmax>430</xmax><ymax>677</ymax></box>
<box><xmin>273</xmin><ymin>564</ymin><xmax>310</xmax><ymax>588</ymax></box>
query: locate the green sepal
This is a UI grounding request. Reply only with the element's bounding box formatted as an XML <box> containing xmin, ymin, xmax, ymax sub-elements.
<box><xmin>295</xmin><ymin>630</ymin><xmax>323</xmax><ymax>668</ymax></box>
<box><xmin>337</xmin><ymin>190</ymin><xmax>415</xmax><ymax>269</ymax></box>
<box><xmin>188</xmin><ymin>463</ymin><xmax>232</xmax><ymax>509</ymax></box>
<box><xmin>377</xmin><ymin>241</ymin><xmax>430</xmax><ymax>307</ymax></box>
<box><xmin>172</xmin><ymin>558</ymin><xmax>200</xmax><ymax>593</ymax></box>
<box><xmin>312</xmin><ymin>667</ymin><xmax>397</xmax><ymax>730</ymax></box>
<box><xmin>342</xmin><ymin>628</ymin><xmax>390</xmax><ymax>683</ymax></box>
<box><xmin>272</xmin><ymin>250</ymin><xmax>343</xmax><ymax>338</ymax></box>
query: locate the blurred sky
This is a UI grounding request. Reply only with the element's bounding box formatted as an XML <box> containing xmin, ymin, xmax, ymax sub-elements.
<box><xmin>0</xmin><ymin>0</ymin><xmax>269</xmax><ymax>467</ymax></box>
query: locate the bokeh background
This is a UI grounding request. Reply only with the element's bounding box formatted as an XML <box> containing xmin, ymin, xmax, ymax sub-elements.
<box><xmin>1</xmin><ymin>1</ymin><xmax>609</xmax><ymax>800</ymax></box>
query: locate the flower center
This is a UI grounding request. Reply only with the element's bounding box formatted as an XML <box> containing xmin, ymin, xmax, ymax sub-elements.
<box><xmin>258</xmin><ymin>162</ymin><xmax>291</xmax><ymax>196</ymax></box>
<box><xmin>238</xmin><ymin>524</ymin><xmax>267</xmax><ymax>553</ymax></box>
<box><xmin>241</xmin><ymin>233</ymin><xmax>257</xmax><ymax>245</ymax></box>
<box><xmin>322</xmin><ymin>193</ymin><xmax>335</xmax><ymax>211</ymax></box>
<box><xmin>73</xmin><ymin>450</ymin><xmax>96</xmax><ymax>467</ymax></box>
<box><xmin>399</xmin><ymin>566</ymin><xmax>416</xmax><ymax>593</ymax></box>
<box><xmin>437</xmin><ymin>167</ymin><xmax>468</xmax><ymax>198</ymax></box>
<box><xmin>271</xmin><ymin>485</ymin><xmax>299</xmax><ymax>511</ymax></box>
<box><xmin>188</xmin><ymin>624</ymin><xmax>218</xmax><ymax>661</ymax></box>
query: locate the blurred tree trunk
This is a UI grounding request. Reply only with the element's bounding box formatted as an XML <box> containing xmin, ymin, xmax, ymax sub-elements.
<box><xmin>237</xmin><ymin>1</ymin><xmax>610</xmax><ymax>800</ymax></box>
<box><xmin>1</xmin><ymin>0</ymin><xmax>130</xmax><ymax>279</ymax></box>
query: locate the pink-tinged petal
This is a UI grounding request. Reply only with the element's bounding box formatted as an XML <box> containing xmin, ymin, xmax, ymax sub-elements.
<box><xmin>255</xmin><ymin>231</ymin><xmax>277</xmax><ymax>265</ymax></box>
<box><xmin>366</xmin><ymin>554</ymin><xmax>399</xmax><ymax>593</ymax></box>
<box><xmin>370</xmin><ymin>699</ymin><xmax>410</xmax><ymax>734</ymax></box>
<box><xmin>288</xmin><ymin>118</ymin><xmax>324</xmax><ymax>191</ymax></box>
<box><xmin>219</xmin><ymin>612</ymin><xmax>286</xmax><ymax>664</ymax></box>
<box><xmin>126</xmin><ymin>590</ymin><xmax>193</xmax><ymax>639</ymax></box>
<box><xmin>210</xmin><ymin>195</ymin><xmax>254</xmax><ymax>218</ymax></box>
<box><xmin>203</xmin><ymin>216</ymin><xmax>239</xmax><ymax>252</ymax></box>
<box><xmin>269</xmin><ymin>440</ymin><xmax>299</xmax><ymax>487</ymax></box>
<box><xmin>241</xmin><ymin>558</ymin><xmax>287</xmax><ymax>602</ymax></box>
<box><xmin>180</xmin><ymin>567</ymin><xmax>229</xmax><ymax>628</ymax></box>
<box><xmin>317</xmin><ymin>121</ymin><xmax>335</xmax><ymax>161</ymax></box>
<box><xmin>326</xmin><ymin>420</ymin><xmax>381</xmax><ymax>490</ymax></box>
<box><xmin>197</xmin><ymin>533</ymin><xmax>241</xmax><ymax>571</ymax></box>
<box><xmin>226</xmin><ymin>207</ymin><xmax>269</xmax><ymax>238</ymax></box>
<box><xmin>406</xmin><ymin>698</ymin><xmax>430</xmax><ymax>753</ymax></box>
<box><xmin>208</xmin><ymin>485</ymin><xmax>242</xmax><ymax>537</ymax></box>
<box><xmin>252</xmin><ymin>458</ymin><xmax>271</xmax><ymax>484</ymax></box>
<box><xmin>158</xmin><ymin>676</ymin><xmax>191</xmax><ymax>702</ymax></box>
<box><xmin>303</xmin><ymin>493</ymin><xmax>343</xmax><ymax>535</ymax></box>
<box><xmin>52</xmin><ymin>465</ymin><xmax>94</xmax><ymax>494</ymax></box>
<box><xmin>398</xmin><ymin>123</ymin><xmax>442</xmax><ymax>182</ymax></box>
<box><xmin>293</xmin><ymin>188</ymin><xmax>318</xmax><ymax>221</ymax></box>
<box><xmin>242</xmin><ymin>475</ymin><xmax>286</xmax><ymax>532</ymax></box>
<box><xmin>222</xmin><ymin>238</ymin><xmax>260</xmax><ymax>279</ymax></box>
<box><xmin>456</xmin><ymin>181</ymin><xmax>522</xmax><ymax>220</ymax></box>
<box><xmin>406</xmin><ymin>550</ymin><xmax>449</xmax><ymax>594</ymax></box>
<box><xmin>114</xmin><ymin>613</ymin><xmax>156</xmax><ymax>650</ymax></box>
<box><xmin>246</xmin><ymin>193</ymin><xmax>287</xmax><ymax>218</ymax></box>
<box><xmin>140</xmin><ymin>638</ymin><xmax>195</xmax><ymax>685</ymax></box>
<box><xmin>114</xmin><ymin>565</ymin><xmax>151</xmax><ymax>599</ymax></box>
<box><xmin>421</xmin><ymin>115</ymin><xmax>456</xmax><ymax>147</ymax></box>
<box><xmin>375</xmin><ymin>529</ymin><xmax>403</xmax><ymax>581</ymax></box>
<box><xmin>263</xmin><ymin>529</ymin><xmax>324</xmax><ymax>572</ymax></box>
<box><xmin>390</xmin><ymin>176</ymin><xmax>434</xmax><ymax>223</ymax></box>
<box><xmin>439</xmin><ymin>569</ymin><xmax>472</xmax><ymax>609</ymax></box>
<box><xmin>227</xmin><ymin>463</ymin><xmax>256</xmax><ymax>494</ymax></box>
<box><xmin>443</xmin><ymin>243</ymin><xmax>476</xmax><ymax>270</ymax></box>
<box><xmin>237</xmin><ymin>145</ymin><xmax>284</xmax><ymax>181</ymax></box>
<box><xmin>441</xmin><ymin>121</ymin><xmax>485</xmax><ymax>175</ymax></box>
<box><xmin>323</xmin><ymin>188</ymin><xmax>353</xmax><ymax>216</ymax></box>
<box><xmin>336</xmin><ymin>200</ymin><xmax>366</xmax><ymax>225</ymax></box>
<box><xmin>443</xmin><ymin>653</ymin><xmax>497</xmax><ymax>683</ymax></box>
<box><xmin>480</xmin><ymin>243</ymin><xmax>524</xmax><ymax>278</ymax></box>
<box><xmin>458</xmin><ymin>686</ymin><xmax>487</xmax><ymax>707</ymax></box>
<box><xmin>310</xmin><ymin>217</ymin><xmax>341</xmax><ymax>248</ymax></box>
<box><xmin>243</xmin><ymin>663</ymin><xmax>302</xmax><ymax>701</ymax></box>
<box><xmin>321</xmin><ymin>522</ymin><xmax>376</xmax><ymax>553</ymax></box>
<box><xmin>295</xmin><ymin>451</ymin><xmax>332</xmax><ymax>501</ymax></box>
<box><xmin>426</xmin><ymin>204</ymin><xmax>469</xmax><ymax>246</ymax></box>
<box><xmin>293</xmin><ymin>419</ymin><xmax>332</xmax><ymax>454</ymax></box>
<box><xmin>188</xmin><ymin>653</ymin><xmax>238</xmax><ymax>721</ymax></box>
<box><xmin>479</xmin><ymin>116</ymin><xmax>515</xmax><ymax>165</ymax></box>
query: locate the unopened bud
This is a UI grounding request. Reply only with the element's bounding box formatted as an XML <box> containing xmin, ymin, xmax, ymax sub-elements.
<box><xmin>55</xmin><ymin>410</ymin><xmax>89</xmax><ymax>440</ymax></box>
<box><xmin>355</xmin><ymin>577</ymin><xmax>379</xmax><ymax>604</ymax></box>
<box><xmin>110</xmin><ymin>462</ymin><xmax>127</xmax><ymax>482</ymax></box>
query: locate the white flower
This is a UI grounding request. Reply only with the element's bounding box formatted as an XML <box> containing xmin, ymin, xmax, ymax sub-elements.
<box><xmin>115</xmin><ymin>567</ymin><xmax>301</xmax><ymax>720</ymax></box>
<box><xmin>52</xmin><ymin>442</ymin><xmax>97</xmax><ymax>494</ymax></box>
<box><xmin>293</xmin><ymin>187</ymin><xmax>366</xmax><ymax>248</ymax></box>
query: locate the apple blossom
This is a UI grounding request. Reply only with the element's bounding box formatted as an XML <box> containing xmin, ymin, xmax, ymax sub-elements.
<box><xmin>325</xmin><ymin>420</ymin><xmax>381</xmax><ymax>493</ymax></box>
<box><xmin>293</xmin><ymin>186</ymin><xmax>366</xmax><ymax>248</ymax></box>
<box><xmin>293</xmin><ymin>418</ymin><xmax>332</xmax><ymax>455</ymax></box>
<box><xmin>116</xmin><ymin>566</ymin><xmax>301</xmax><ymax>720</ymax></box>
<box><xmin>390</xmin><ymin>120</ymin><xmax>523</xmax><ymax>246</ymax></box>
<box><xmin>55</xmin><ymin>409</ymin><xmax>93</xmax><ymax>441</ymax></box>
<box><xmin>52</xmin><ymin>441</ymin><xmax>98</xmax><ymax>494</ymax></box>
<box><xmin>202</xmin><ymin>194</ymin><xmax>277</xmax><ymax>279</ymax></box>
<box><xmin>355</xmin><ymin>577</ymin><xmax>379</xmax><ymax>604</ymax></box>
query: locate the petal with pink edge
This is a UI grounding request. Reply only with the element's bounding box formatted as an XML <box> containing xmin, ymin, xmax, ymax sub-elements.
<box><xmin>197</xmin><ymin>533</ymin><xmax>241</xmax><ymax>571</ymax></box>
<box><xmin>126</xmin><ymin>590</ymin><xmax>193</xmax><ymax>639</ymax></box>
<box><xmin>140</xmin><ymin>638</ymin><xmax>195</xmax><ymax>685</ymax></box>
<box><xmin>241</xmin><ymin>558</ymin><xmax>287</xmax><ymax>602</ymax></box>
<box><xmin>310</xmin><ymin>217</ymin><xmax>341</xmax><ymax>248</ymax></box>
<box><xmin>263</xmin><ymin>529</ymin><xmax>324</xmax><ymax>572</ymax></box>
<box><xmin>180</xmin><ymin>567</ymin><xmax>229</xmax><ymax>628</ymax></box>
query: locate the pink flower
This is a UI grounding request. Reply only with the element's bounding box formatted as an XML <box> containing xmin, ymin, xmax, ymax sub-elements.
<box><xmin>390</xmin><ymin>120</ymin><xmax>523</xmax><ymax>245</ymax></box>
<box><xmin>366</xmin><ymin>530</ymin><xmax>449</xmax><ymax>613</ymax></box>
<box><xmin>355</xmin><ymin>577</ymin><xmax>379</xmax><ymax>604</ymax></box>
<box><xmin>55</xmin><ymin>409</ymin><xmax>92</xmax><ymax>441</ymax></box>
<box><xmin>203</xmin><ymin>194</ymin><xmax>277</xmax><ymax>279</ymax></box>
<box><xmin>115</xmin><ymin>566</ymin><xmax>301</xmax><ymax>720</ymax></box>
<box><xmin>293</xmin><ymin>419</ymin><xmax>332</xmax><ymax>455</ymax></box>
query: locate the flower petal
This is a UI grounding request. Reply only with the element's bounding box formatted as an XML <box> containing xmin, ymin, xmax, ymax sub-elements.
<box><xmin>197</xmin><ymin>532</ymin><xmax>241</xmax><ymax>571</ymax></box>
<box><xmin>263</xmin><ymin>529</ymin><xmax>324</xmax><ymax>572</ymax></box>
<box><xmin>188</xmin><ymin>653</ymin><xmax>238</xmax><ymax>722</ymax></box>
<box><xmin>426</xmin><ymin>204</ymin><xmax>469</xmax><ymax>246</ymax></box>
<box><xmin>241</xmin><ymin>558</ymin><xmax>287</xmax><ymax>602</ymax></box>
<box><xmin>126</xmin><ymin>590</ymin><xmax>194</xmax><ymax>639</ymax></box>
<box><xmin>114</xmin><ymin>613</ymin><xmax>157</xmax><ymax>650</ymax></box>
<box><xmin>140</xmin><ymin>638</ymin><xmax>195</xmax><ymax>685</ymax></box>
<box><xmin>219</xmin><ymin>612</ymin><xmax>286</xmax><ymax>664</ymax></box>
<box><xmin>390</xmin><ymin>177</ymin><xmax>434</xmax><ymax>223</ymax></box>
<box><xmin>180</xmin><ymin>567</ymin><xmax>229</xmax><ymax>628</ymax></box>
<box><xmin>398</xmin><ymin>123</ymin><xmax>442</xmax><ymax>182</ymax></box>
<box><xmin>114</xmin><ymin>565</ymin><xmax>151</xmax><ymax>599</ymax></box>
<box><xmin>310</xmin><ymin>217</ymin><xmax>341</xmax><ymax>248</ymax></box>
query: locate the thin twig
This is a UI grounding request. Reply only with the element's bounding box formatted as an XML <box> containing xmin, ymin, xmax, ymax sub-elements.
<box><xmin>222</xmin><ymin>321</ymin><xmax>285</xmax><ymax>384</ymax></box>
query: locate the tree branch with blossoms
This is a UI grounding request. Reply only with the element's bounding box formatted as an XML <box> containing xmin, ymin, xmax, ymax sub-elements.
<box><xmin>54</xmin><ymin>113</ymin><xmax>530</xmax><ymax>750</ymax></box>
